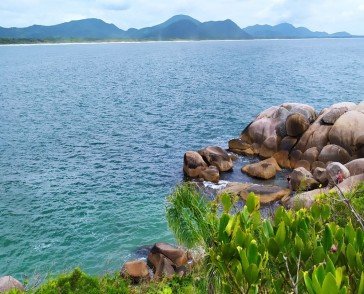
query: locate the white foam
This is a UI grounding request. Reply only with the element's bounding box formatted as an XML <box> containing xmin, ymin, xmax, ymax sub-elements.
<box><xmin>203</xmin><ymin>180</ymin><xmax>229</xmax><ymax>190</ymax></box>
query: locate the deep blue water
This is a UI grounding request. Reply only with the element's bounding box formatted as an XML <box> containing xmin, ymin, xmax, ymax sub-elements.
<box><xmin>1</xmin><ymin>39</ymin><xmax>363</xmax><ymax>279</ymax></box>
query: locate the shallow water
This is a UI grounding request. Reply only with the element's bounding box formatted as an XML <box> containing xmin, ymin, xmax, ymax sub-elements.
<box><xmin>0</xmin><ymin>39</ymin><xmax>363</xmax><ymax>278</ymax></box>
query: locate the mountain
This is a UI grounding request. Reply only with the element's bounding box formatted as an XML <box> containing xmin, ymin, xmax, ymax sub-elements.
<box><xmin>0</xmin><ymin>16</ymin><xmax>354</xmax><ymax>41</ymax></box>
<box><xmin>244</xmin><ymin>23</ymin><xmax>351</xmax><ymax>39</ymax></box>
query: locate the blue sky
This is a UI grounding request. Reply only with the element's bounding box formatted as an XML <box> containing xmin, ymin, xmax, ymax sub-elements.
<box><xmin>0</xmin><ymin>0</ymin><xmax>363</xmax><ymax>34</ymax></box>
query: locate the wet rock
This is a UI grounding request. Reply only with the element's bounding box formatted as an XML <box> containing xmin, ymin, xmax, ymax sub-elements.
<box><xmin>241</xmin><ymin>158</ymin><xmax>280</xmax><ymax>180</ymax></box>
<box><xmin>183</xmin><ymin>151</ymin><xmax>207</xmax><ymax>178</ymax></box>
<box><xmin>150</xmin><ymin>243</ymin><xmax>188</xmax><ymax>268</ymax></box>
<box><xmin>286</xmin><ymin>113</ymin><xmax>310</xmax><ymax>137</ymax></box>
<box><xmin>0</xmin><ymin>276</ymin><xmax>25</xmax><ymax>293</ymax></box>
<box><xmin>318</xmin><ymin>144</ymin><xmax>351</xmax><ymax>164</ymax></box>
<box><xmin>312</xmin><ymin>167</ymin><xmax>328</xmax><ymax>186</ymax></box>
<box><xmin>228</xmin><ymin>138</ymin><xmax>251</xmax><ymax>154</ymax></box>
<box><xmin>222</xmin><ymin>182</ymin><xmax>290</xmax><ymax>205</ymax></box>
<box><xmin>200</xmin><ymin>166</ymin><xmax>220</xmax><ymax>183</ymax></box>
<box><xmin>345</xmin><ymin>159</ymin><xmax>364</xmax><ymax>176</ymax></box>
<box><xmin>121</xmin><ymin>260</ymin><xmax>150</xmax><ymax>282</ymax></box>
<box><xmin>198</xmin><ymin>146</ymin><xmax>233</xmax><ymax>172</ymax></box>
<box><xmin>289</xmin><ymin>167</ymin><xmax>319</xmax><ymax>191</ymax></box>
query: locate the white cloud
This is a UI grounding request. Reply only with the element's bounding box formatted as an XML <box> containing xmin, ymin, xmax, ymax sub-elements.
<box><xmin>0</xmin><ymin>0</ymin><xmax>363</xmax><ymax>34</ymax></box>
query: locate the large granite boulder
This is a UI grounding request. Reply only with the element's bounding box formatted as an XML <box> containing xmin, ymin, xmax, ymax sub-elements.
<box><xmin>329</xmin><ymin>110</ymin><xmax>364</xmax><ymax>156</ymax></box>
<box><xmin>183</xmin><ymin>151</ymin><xmax>207</xmax><ymax>178</ymax></box>
<box><xmin>289</xmin><ymin>167</ymin><xmax>319</xmax><ymax>191</ymax></box>
<box><xmin>321</xmin><ymin>107</ymin><xmax>347</xmax><ymax>124</ymax></box>
<box><xmin>318</xmin><ymin>144</ymin><xmax>351</xmax><ymax>164</ymax></box>
<box><xmin>273</xmin><ymin>150</ymin><xmax>291</xmax><ymax>168</ymax></box>
<box><xmin>121</xmin><ymin>260</ymin><xmax>150</xmax><ymax>282</ymax></box>
<box><xmin>286</xmin><ymin>113</ymin><xmax>310</xmax><ymax>137</ymax></box>
<box><xmin>198</xmin><ymin>146</ymin><xmax>233</xmax><ymax>172</ymax></box>
<box><xmin>200</xmin><ymin>166</ymin><xmax>219</xmax><ymax>183</ymax></box>
<box><xmin>302</xmin><ymin>147</ymin><xmax>319</xmax><ymax>164</ymax></box>
<box><xmin>228</xmin><ymin>138</ymin><xmax>253</xmax><ymax>155</ymax></box>
<box><xmin>221</xmin><ymin>182</ymin><xmax>290</xmax><ymax>205</ymax></box>
<box><xmin>241</xmin><ymin>158</ymin><xmax>281</xmax><ymax>180</ymax></box>
<box><xmin>150</xmin><ymin>243</ymin><xmax>188</xmax><ymax>268</ymax></box>
<box><xmin>0</xmin><ymin>276</ymin><xmax>25</xmax><ymax>293</ymax></box>
<box><xmin>326</xmin><ymin>162</ymin><xmax>350</xmax><ymax>186</ymax></box>
<box><xmin>345</xmin><ymin>159</ymin><xmax>364</xmax><ymax>176</ymax></box>
<box><xmin>147</xmin><ymin>252</ymin><xmax>175</xmax><ymax>280</ymax></box>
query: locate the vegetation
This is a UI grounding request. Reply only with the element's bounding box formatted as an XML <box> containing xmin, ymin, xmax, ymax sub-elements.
<box><xmin>166</xmin><ymin>183</ymin><xmax>364</xmax><ymax>293</ymax></box>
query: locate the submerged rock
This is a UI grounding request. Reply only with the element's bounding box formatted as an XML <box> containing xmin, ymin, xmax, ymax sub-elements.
<box><xmin>221</xmin><ymin>182</ymin><xmax>290</xmax><ymax>205</ymax></box>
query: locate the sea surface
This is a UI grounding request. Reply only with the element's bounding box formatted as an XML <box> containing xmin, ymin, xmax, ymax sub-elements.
<box><xmin>1</xmin><ymin>39</ymin><xmax>363</xmax><ymax>279</ymax></box>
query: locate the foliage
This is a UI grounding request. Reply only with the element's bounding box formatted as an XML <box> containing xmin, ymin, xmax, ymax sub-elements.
<box><xmin>166</xmin><ymin>183</ymin><xmax>364</xmax><ymax>293</ymax></box>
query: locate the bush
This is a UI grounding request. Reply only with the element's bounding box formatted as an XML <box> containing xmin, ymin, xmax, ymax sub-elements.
<box><xmin>166</xmin><ymin>184</ymin><xmax>364</xmax><ymax>293</ymax></box>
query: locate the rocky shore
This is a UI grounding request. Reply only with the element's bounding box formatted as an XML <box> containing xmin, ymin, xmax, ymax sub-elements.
<box><xmin>183</xmin><ymin>101</ymin><xmax>364</xmax><ymax>206</ymax></box>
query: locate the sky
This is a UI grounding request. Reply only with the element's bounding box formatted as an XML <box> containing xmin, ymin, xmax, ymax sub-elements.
<box><xmin>0</xmin><ymin>0</ymin><xmax>364</xmax><ymax>34</ymax></box>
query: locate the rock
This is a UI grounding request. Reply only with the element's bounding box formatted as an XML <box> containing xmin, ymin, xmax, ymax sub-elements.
<box><xmin>329</xmin><ymin>110</ymin><xmax>364</xmax><ymax>156</ymax></box>
<box><xmin>183</xmin><ymin>151</ymin><xmax>207</xmax><ymax>178</ymax></box>
<box><xmin>273</xmin><ymin>150</ymin><xmax>291</xmax><ymax>168</ymax></box>
<box><xmin>289</xmin><ymin>149</ymin><xmax>302</xmax><ymax>168</ymax></box>
<box><xmin>321</xmin><ymin>107</ymin><xmax>347</xmax><ymax>124</ymax></box>
<box><xmin>318</xmin><ymin>144</ymin><xmax>351</xmax><ymax>164</ymax></box>
<box><xmin>312</xmin><ymin>167</ymin><xmax>328</xmax><ymax>186</ymax></box>
<box><xmin>286</xmin><ymin>113</ymin><xmax>310</xmax><ymax>137</ymax></box>
<box><xmin>154</xmin><ymin>255</ymin><xmax>176</xmax><ymax>280</ymax></box>
<box><xmin>345</xmin><ymin>159</ymin><xmax>364</xmax><ymax>176</ymax></box>
<box><xmin>357</xmin><ymin>135</ymin><xmax>364</xmax><ymax>158</ymax></box>
<box><xmin>222</xmin><ymin>182</ymin><xmax>291</xmax><ymax>205</ymax></box>
<box><xmin>121</xmin><ymin>260</ymin><xmax>150</xmax><ymax>282</ymax></box>
<box><xmin>228</xmin><ymin>138</ymin><xmax>251</xmax><ymax>154</ymax></box>
<box><xmin>295</xmin><ymin>160</ymin><xmax>311</xmax><ymax>171</ymax></box>
<box><xmin>198</xmin><ymin>146</ymin><xmax>233</xmax><ymax>172</ymax></box>
<box><xmin>289</xmin><ymin>167</ymin><xmax>319</xmax><ymax>191</ymax></box>
<box><xmin>302</xmin><ymin>147</ymin><xmax>319</xmax><ymax>163</ymax></box>
<box><xmin>260</xmin><ymin>136</ymin><xmax>279</xmax><ymax>158</ymax></box>
<box><xmin>200</xmin><ymin>166</ymin><xmax>219</xmax><ymax>183</ymax></box>
<box><xmin>150</xmin><ymin>243</ymin><xmax>188</xmax><ymax>268</ymax></box>
<box><xmin>0</xmin><ymin>276</ymin><xmax>25</xmax><ymax>293</ymax></box>
<box><xmin>326</xmin><ymin>162</ymin><xmax>350</xmax><ymax>186</ymax></box>
<box><xmin>279</xmin><ymin>136</ymin><xmax>297</xmax><ymax>152</ymax></box>
<box><xmin>241</xmin><ymin>158</ymin><xmax>280</xmax><ymax>180</ymax></box>
<box><xmin>311</xmin><ymin>161</ymin><xmax>326</xmax><ymax>171</ymax></box>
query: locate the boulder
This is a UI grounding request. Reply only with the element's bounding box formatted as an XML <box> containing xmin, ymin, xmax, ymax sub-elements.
<box><xmin>289</xmin><ymin>150</ymin><xmax>302</xmax><ymax>168</ymax></box>
<box><xmin>345</xmin><ymin>159</ymin><xmax>364</xmax><ymax>176</ymax></box>
<box><xmin>148</xmin><ymin>253</ymin><xmax>175</xmax><ymax>280</ymax></box>
<box><xmin>0</xmin><ymin>276</ymin><xmax>25</xmax><ymax>293</ymax></box>
<box><xmin>260</xmin><ymin>136</ymin><xmax>279</xmax><ymax>158</ymax></box>
<box><xmin>121</xmin><ymin>260</ymin><xmax>150</xmax><ymax>282</ymax></box>
<box><xmin>241</xmin><ymin>158</ymin><xmax>280</xmax><ymax>180</ymax></box>
<box><xmin>329</xmin><ymin>110</ymin><xmax>364</xmax><ymax>156</ymax></box>
<box><xmin>228</xmin><ymin>138</ymin><xmax>251</xmax><ymax>154</ymax></box>
<box><xmin>302</xmin><ymin>147</ymin><xmax>319</xmax><ymax>164</ymax></box>
<box><xmin>321</xmin><ymin>107</ymin><xmax>347</xmax><ymax>124</ymax></box>
<box><xmin>357</xmin><ymin>135</ymin><xmax>364</xmax><ymax>158</ymax></box>
<box><xmin>279</xmin><ymin>136</ymin><xmax>297</xmax><ymax>152</ymax></box>
<box><xmin>221</xmin><ymin>182</ymin><xmax>291</xmax><ymax>205</ymax></box>
<box><xmin>295</xmin><ymin>160</ymin><xmax>311</xmax><ymax>171</ymax></box>
<box><xmin>200</xmin><ymin>166</ymin><xmax>219</xmax><ymax>183</ymax></box>
<box><xmin>289</xmin><ymin>167</ymin><xmax>319</xmax><ymax>191</ymax></box>
<box><xmin>183</xmin><ymin>151</ymin><xmax>207</xmax><ymax>178</ymax></box>
<box><xmin>150</xmin><ymin>243</ymin><xmax>188</xmax><ymax>268</ymax></box>
<box><xmin>312</xmin><ymin>167</ymin><xmax>328</xmax><ymax>186</ymax></box>
<box><xmin>286</xmin><ymin>113</ymin><xmax>310</xmax><ymax>137</ymax></box>
<box><xmin>198</xmin><ymin>146</ymin><xmax>233</xmax><ymax>172</ymax></box>
<box><xmin>318</xmin><ymin>144</ymin><xmax>351</xmax><ymax>164</ymax></box>
<box><xmin>273</xmin><ymin>150</ymin><xmax>291</xmax><ymax>168</ymax></box>
<box><xmin>311</xmin><ymin>161</ymin><xmax>326</xmax><ymax>171</ymax></box>
<box><xmin>326</xmin><ymin>162</ymin><xmax>350</xmax><ymax>186</ymax></box>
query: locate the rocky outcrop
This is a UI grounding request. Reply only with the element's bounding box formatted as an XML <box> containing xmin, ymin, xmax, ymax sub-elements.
<box><xmin>200</xmin><ymin>166</ymin><xmax>219</xmax><ymax>183</ymax></box>
<box><xmin>241</xmin><ymin>158</ymin><xmax>281</xmax><ymax>180</ymax></box>
<box><xmin>318</xmin><ymin>144</ymin><xmax>351</xmax><ymax>164</ymax></box>
<box><xmin>289</xmin><ymin>167</ymin><xmax>319</xmax><ymax>191</ymax></box>
<box><xmin>198</xmin><ymin>146</ymin><xmax>233</xmax><ymax>172</ymax></box>
<box><xmin>183</xmin><ymin>151</ymin><xmax>207</xmax><ymax>178</ymax></box>
<box><xmin>121</xmin><ymin>260</ymin><xmax>150</xmax><ymax>282</ymax></box>
<box><xmin>0</xmin><ymin>276</ymin><xmax>25</xmax><ymax>293</ymax></box>
<box><xmin>221</xmin><ymin>182</ymin><xmax>290</xmax><ymax>205</ymax></box>
<box><xmin>345</xmin><ymin>158</ymin><xmax>364</xmax><ymax>176</ymax></box>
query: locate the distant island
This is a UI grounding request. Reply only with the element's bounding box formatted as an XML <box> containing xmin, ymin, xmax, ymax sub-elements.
<box><xmin>0</xmin><ymin>15</ymin><xmax>359</xmax><ymax>44</ymax></box>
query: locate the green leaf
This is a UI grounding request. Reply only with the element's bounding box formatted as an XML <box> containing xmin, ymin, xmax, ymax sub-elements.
<box><xmin>268</xmin><ymin>238</ymin><xmax>280</xmax><ymax>257</ymax></box>
<box><xmin>304</xmin><ymin>272</ymin><xmax>315</xmax><ymax>294</ymax></box>
<box><xmin>246</xmin><ymin>192</ymin><xmax>259</xmax><ymax>213</ymax></box>
<box><xmin>295</xmin><ymin>235</ymin><xmax>304</xmax><ymax>252</ymax></box>
<box><xmin>322</xmin><ymin>225</ymin><xmax>333</xmax><ymax>252</ymax></box>
<box><xmin>221</xmin><ymin>193</ymin><xmax>232</xmax><ymax>213</ymax></box>
<box><xmin>234</xmin><ymin>228</ymin><xmax>245</xmax><ymax>247</ymax></box>
<box><xmin>335</xmin><ymin>267</ymin><xmax>343</xmax><ymax>288</ymax></box>
<box><xmin>246</xmin><ymin>264</ymin><xmax>259</xmax><ymax>285</ymax></box>
<box><xmin>225</xmin><ymin>215</ymin><xmax>236</xmax><ymax>236</ymax></box>
<box><xmin>262</xmin><ymin>220</ymin><xmax>274</xmax><ymax>238</ymax></box>
<box><xmin>321</xmin><ymin>204</ymin><xmax>331</xmax><ymax>220</ymax></box>
<box><xmin>346</xmin><ymin>243</ymin><xmax>356</xmax><ymax>268</ymax></box>
<box><xmin>275</xmin><ymin>222</ymin><xmax>286</xmax><ymax>247</ymax></box>
<box><xmin>238</xmin><ymin>247</ymin><xmax>249</xmax><ymax>272</ymax></box>
<box><xmin>322</xmin><ymin>273</ymin><xmax>339</xmax><ymax>294</ymax></box>
<box><xmin>219</xmin><ymin>213</ymin><xmax>230</xmax><ymax>242</ymax></box>
<box><xmin>315</xmin><ymin>264</ymin><xmax>326</xmax><ymax>287</ymax></box>
<box><xmin>247</xmin><ymin>240</ymin><xmax>259</xmax><ymax>265</ymax></box>
<box><xmin>358</xmin><ymin>272</ymin><xmax>364</xmax><ymax>294</ymax></box>
<box><xmin>313</xmin><ymin>246</ymin><xmax>325</xmax><ymax>264</ymax></box>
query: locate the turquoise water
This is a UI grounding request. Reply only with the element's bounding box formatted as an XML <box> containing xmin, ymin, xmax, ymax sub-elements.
<box><xmin>1</xmin><ymin>39</ymin><xmax>363</xmax><ymax>278</ymax></box>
